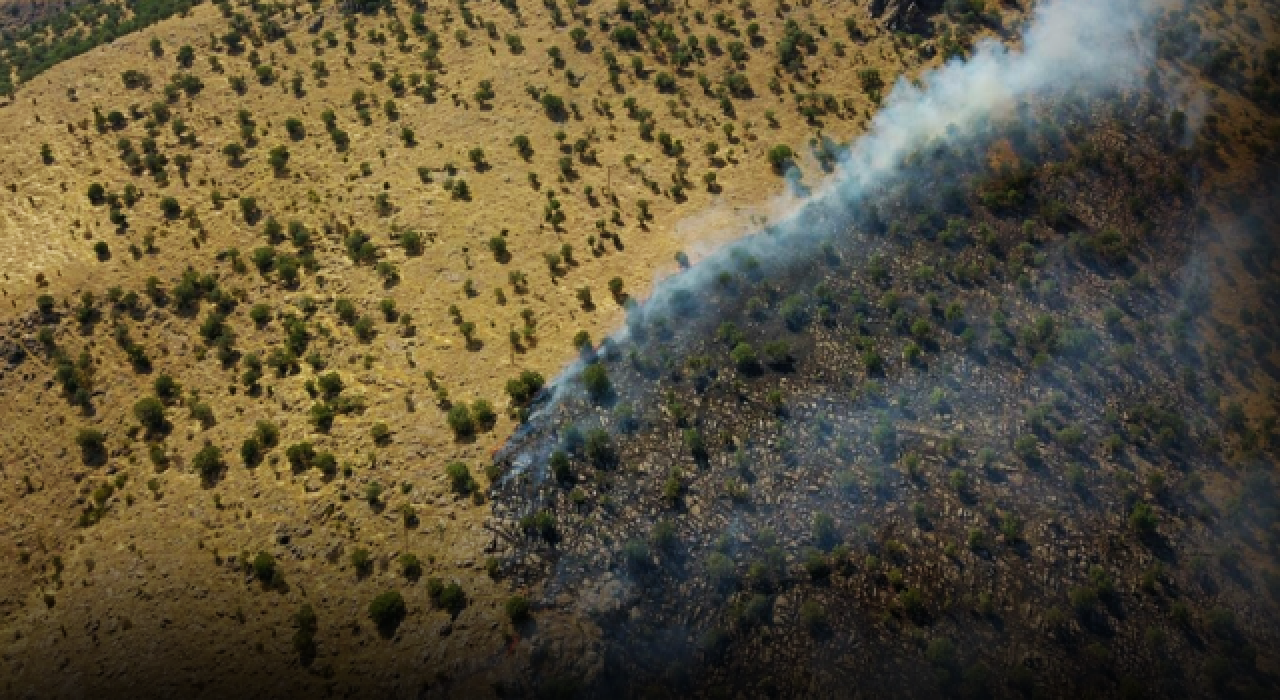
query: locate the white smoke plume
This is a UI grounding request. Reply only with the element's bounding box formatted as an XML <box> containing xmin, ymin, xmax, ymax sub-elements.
<box><xmin>507</xmin><ymin>0</ymin><xmax>1168</xmax><ymax>474</ymax></box>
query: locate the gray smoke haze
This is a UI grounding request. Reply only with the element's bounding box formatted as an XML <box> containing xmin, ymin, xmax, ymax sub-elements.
<box><xmin>478</xmin><ymin>3</ymin><xmax>1261</xmax><ymax>695</ymax></box>
<box><xmin>506</xmin><ymin>0</ymin><xmax>1169</xmax><ymax>479</ymax></box>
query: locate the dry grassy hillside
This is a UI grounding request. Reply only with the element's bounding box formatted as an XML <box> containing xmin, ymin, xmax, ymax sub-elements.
<box><xmin>0</xmin><ymin>0</ymin><xmax>1273</xmax><ymax>696</ymax></box>
<box><xmin>0</xmin><ymin>0</ymin><xmax>1010</xmax><ymax>696</ymax></box>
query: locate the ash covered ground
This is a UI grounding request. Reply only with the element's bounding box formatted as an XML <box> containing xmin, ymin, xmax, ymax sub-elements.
<box><xmin>486</xmin><ymin>88</ymin><xmax>1280</xmax><ymax>698</ymax></box>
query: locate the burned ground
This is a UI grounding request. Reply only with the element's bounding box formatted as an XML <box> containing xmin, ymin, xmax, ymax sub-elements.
<box><xmin>489</xmin><ymin>91</ymin><xmax>1280</xmax><ymax>698</ymax></box>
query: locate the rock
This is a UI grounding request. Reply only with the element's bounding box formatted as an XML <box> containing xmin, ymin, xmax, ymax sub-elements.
<box><xmin>869</xmin><ymin>0</ymin><xmax>945</xmax><ymax>33</ymax></box>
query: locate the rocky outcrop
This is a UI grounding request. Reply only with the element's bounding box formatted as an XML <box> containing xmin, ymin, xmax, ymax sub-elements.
<box><xmin>870</xmin><ymin>0</ymin><xmax>946</xmax><ymax>33</ymax></box>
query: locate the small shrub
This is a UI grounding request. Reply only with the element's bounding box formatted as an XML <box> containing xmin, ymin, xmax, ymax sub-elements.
<box><xmin>582</xmin><ymin>363</ymin><xmax>610</xmax><ymax>400</ymax></box>
<box><xmin>472</xmin><ymin>399</ymin><xmax>496</xmax><ymax>429</ymax></box>
<box><xmin>445</xmin><ymin>461</ymin><xmax>475</xmax><ymax>494</ymax></box>
<box><xmin>368</xmin><ymin>591</ymin><xmax>406</xmax><ymax>634</ymax></box>
<box><xmin>292</xmin><ymin>604</ymin><xmax>317</xmax><ymax>663</ymax></box>
<box><xmin>159</xmin><ymin>197</ymin><xmax>181</xmax><ymax>219</ymax></box>
<box><xmin>191</xmin><ymin>444</ymin><xmax>224</xmax><ymax>484</ymax></box>
<box><xmin>133</xmin><ymin>397</ymin><xmax>167</xmax><ymax>434</ymax></box>
<box><xmin>447</xmin><ymin>404</ymin><xmax>474</xmax><ymax>437</ymax></box>
<box><xmin>428</xmin><ymin>580</ymin><xmax>466</xmax><ymax>615</ymax></box>
<box><xmin>252</xmin><ymin>551</ymin><xmax>277</xmax><ymax>584</ymax></box>
<box><xmin>504</xmin><ymin>595</ymin><xmax>531</xmax><ymax>623</ymax></box>
<box><xmin>1129</xmin><ymin>502</ymin><xmax>1158</xmax><ymax>536</ymax></box>
<box><xmin>399</xmin><ymin>553</ymin><xmax>422</xmax><ymax>580</ymax></box>
<box><xmin>75</xmin><ymin>428</ymin><xmax>106</xmax><ymax>463</ymax></box>
<box><xmin>350</xmin><ymin>547</ymin><xmax>373</xmax><ymax>575</ymax></box>
<box><xmin>799</xmin><ymin>600</ymin><xmax>827</xmax><ymax>633</ymax></box>
<box><xmin>767</xmin><ymin>144</ymin><xmax>794</xmax><ymax>171</ymax></box>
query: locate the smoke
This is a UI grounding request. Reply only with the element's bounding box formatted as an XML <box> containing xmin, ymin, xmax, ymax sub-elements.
<box><xmin>479</xmin><ymin>2</ymin><xmax>1263</xmax><ymax>694</ymax></box>
<box><xmin>504</xmin><ymin>0</ymin><xmax>1166</xmax><ymax>479</ymax></box>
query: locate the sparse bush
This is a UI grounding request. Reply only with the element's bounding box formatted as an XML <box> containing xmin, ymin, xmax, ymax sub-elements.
<box><xmin>159</xmin><ymin>197</ymin><xmax>181</xmax><ymax>219</ymax></box>
<box><xmin>285</xmin><ymin>442</ymin><xmax>315</xmax><ymax>472</ymax></box>
<box><xmin>252</xmin><ymin>551</ymin><xmax>277</xmax><ymax>584</ymax></box>
<box><xmin>513</xmin><ymin>134</ymin><xmax>533</xmax><ymax>159</ymax></box>
<box><xmin>191</xmin><ymin>444</ymin><xmax>224</xmax><ymax>484</ymax></box>
<box><xmin>1129</xmin><ymin>502</ymin><xmax>1158</xmax><ymax>536</ymax></box>
<box><xmin>268</xmin><ymin>145</ymin><xmax>290</xmax><ymax>173</ymax></box>
<box><xmin>799</xmin><ymin>600</ymin><xmax>827</xmax><ymax>634</ymax></box>
<box><xmin>1014</xmin><ymin>435</ymin><xmax>1039</xmax><ymax>460</ymax></box>
<box><xmin>488</xmin><ymin>236</ymin><xmax>508</xmax><ymax>260</ymax></box>
<box><xmin>292</xmin><ymin>604</ymin><xmax>317</xmax><ymax>663</ymax></box>
<box><xmin>540</xmin><ymin>92</ymin><xmax>566</xmax><ymax>119</ymax></box>
<box><xmin>549</xmin><ymin>450</ymin><xmax>572</xmax><ymax>483</ymax></box>
<box><xmin>255</xmin><ymin>421</ymin><xmax>279</xmax><ymax>448</ymax></box>
<box><xmin>425</xmin><ymin>578</ymin><xmax>466</xmax><ymax>614</ymax></box>
<box><xmin>472</xmin><ymin>399</ymin><xmax>496</xmax><ymax>429</ymax></box>
<box><xmin>622</xmin><ymin>539</ymin><xmax>650</xmax><ymax>570</ymax></box>
<box><xmin>335</xmin><ymin>298</ymin><xmax>357</xmax><ymax>324</ymax></box>
<box><xmin>240</xmin><ymin>437</ymin><xmax>262</xmax><ymax>466</ymax></box>
<box><xmin>351</xmin><ymin>547</ymin><xmax>373</xmax><ymax>575</ymax></box>
<box><xmin>812</xmin><ymin>512</ymin><xmax>838</xmax><ymax>550</ymax></box>
<box><xmin>353</xmin><ymin>316</ymin><xmax>376</xmax><ymax>342</ymax></box>
<box><xmin>317</xmin><ymin>372</ymin><xmax>343</xmax><ymax>399</ymax></box>
<box><xmin>731</xmin><ymin>343</ymin><xmax>759</xmax><ymax>372</ymax></box>
<box><xmin>582</xmin><ymin>363</ymin><xmax>610</xmax><ymax>400</ymax></box>
<box><xmin>401</xmin><ymin>230</ymin><xmax>424</xmax><ymax>255</ymax></box>
<box><xmin>926</xmin><ymin>637</ymin><xmax>955</xmax><ymax>666</ymax></box>
<box><xmin>75</xmin><ymin>428</ymin><xmax>106</xmax><ymax>463</ymax></box>
<box><xmin>504</xmin><ymin>595</ymin><xmax>530</xmax><ymax>623</ymax></box>
<box><xmin>133</xmin><ymin>397</ymin><xmax>167</xmax><ymax>434</ymax></box>
<box><xmin>445</xmin><ymin>461</ymin><xmax>475</xmax><ymax>494</ymax></box>
<box><xmin>399</xmin><ymin>553</ymin><xmax>421</xmax><ymax>580</ymax></box>
<box><xmin>368</xmin><ymin>591</ymin><xmax>406</xmax><ymax>634</ymax></box>
<box><xmin>767</xmin><ymin>144</ymin><xmax>794</xmax><ymax>171</ymax></box>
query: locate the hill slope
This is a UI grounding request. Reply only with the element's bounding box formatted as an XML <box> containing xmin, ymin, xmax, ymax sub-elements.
<box><xmin>0</xmin><ymin>0</ymin><xmax>1275</xmax><ymax>697</ymax></box>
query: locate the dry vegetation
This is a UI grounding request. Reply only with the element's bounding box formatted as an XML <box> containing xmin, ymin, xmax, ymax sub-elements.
<box><xmin>0</xmin><ymin>0</ymin><xmax>1273</xmax><ymax>697</ymax></box>
<box><xmin>493</xmin><ymin>81</ymin><xmax>1280</xmax><ymax>697</ymax></box>
<box><xmin>0</xmin><ymin>0</ymin><xmax>983</xmax><ymax>694</ymax></box>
